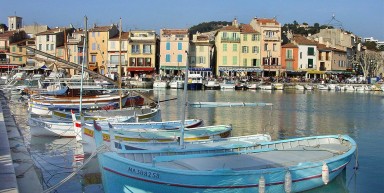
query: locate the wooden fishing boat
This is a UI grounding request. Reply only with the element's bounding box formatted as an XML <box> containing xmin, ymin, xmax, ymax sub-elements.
<box><xmin>81</xmin><ymin>123</ymin><xmax>232</xmax><ymax>154</ymax></box>
<box><xmin>94</xmin><ymin>131</ymin><xmax>356</xmax><ymax>193</ymax></box>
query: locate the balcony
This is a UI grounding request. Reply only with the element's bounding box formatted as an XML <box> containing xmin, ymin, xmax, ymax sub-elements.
<box><xmin>221</xmin><ymin>37</ymin><xmax>240</xmax><ymax>43</ymax></box>
<box><xmin>263</xmin><ymin>36</ymin><xmax>280</xmax><ymax>41</ymax></box>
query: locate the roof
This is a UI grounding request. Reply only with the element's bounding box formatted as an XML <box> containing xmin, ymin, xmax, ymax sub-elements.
<box><xmin>0</xmin><ymin>31</ymin><xmax>17</xmax><ymax>39</ymax></box>
<box><xmin>255</xmin><ymin>18</ymin><xmax>279</xmax><ymax>25</ymax></box>
<box><xmin>110</xmin><ymin>32</ymin><xmax>129</xmax><ymax>40</ymax></box>
<box><xmin>293</xmin><ymin>35</ymin><xmax>318</xmax><ymax>46</ymax></box>
<box><xmin>240</xmin><ymin>24</ymin><xmax>258</xmax><ymax>33</ymax></box>
<box><xmin>219</xmin><ymin>25</ymin><xmax>240</xmax><ymax>32</ymax></box>
<box><xmin>161</xmin><ymin>29</ymin><xmax>188</xmax><ymax>35</ymax></box>
<box><xmin>36</xmin><ymin>28</ymin><xmax>67</xmax><ymax>35</ymax></box>
<box><xmin>88</xmin><ymin>25</ymin><xmax>113</xmax><ymax>32</ymax></box>
<box><xmin>282</xmin><ymin>43</ymin><xmax>298</xmax><ymax>48</ymax></box>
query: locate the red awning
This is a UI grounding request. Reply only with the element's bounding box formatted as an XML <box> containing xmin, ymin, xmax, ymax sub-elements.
<box><xmin>127</xmin><ymin>67</ymin><xmax>154</xmax><ymax>72</ymax></box>
<box><xmin>0</xmin><ymin>64</ymin><xmax>19</xmax><ymax>69</ymax></box>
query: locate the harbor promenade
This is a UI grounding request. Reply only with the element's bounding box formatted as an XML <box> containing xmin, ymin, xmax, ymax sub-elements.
<box><xmin>0</xmin><ymin>91</ymin><xmax>42</xmax><ymax>193</ymax></box>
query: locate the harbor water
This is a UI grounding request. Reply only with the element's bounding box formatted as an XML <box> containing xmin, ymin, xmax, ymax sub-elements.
<box><xmin>8</xmin><ymin>89</ymin><xmax>384</xmax><ymax>192</ymax></box>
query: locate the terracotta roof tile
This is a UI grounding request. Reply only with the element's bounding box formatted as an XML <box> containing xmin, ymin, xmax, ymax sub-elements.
<box><xmin>219</xmin><ymin>25</ymin><xmax>240</xmax><ymax>32</ymax></box>
<box><xmin>110</xmin><ymin>32</ymin><xmax>129</xmax><ymax>40</ymax></box>
<box><xmin>161</xmin><ymin>29</ymin><xmax>188</xmax><ymax>35</ymax></box>
<box><xmin>0</xmin><ymin>31</ymin><xmax>17</xmax><ymax>38</ymax></box>
<box><xmin>36</xmin><ymin>28</ymin><xmax>67</xmax><ymax>35</ymax></box>
<box><xmin>282</xmin><ymin>43</ymin><xmax>298</xmax><ymax>48</ymax></box>
<box><xmin>240</xmin><ymin>24</ymin><xmax>258</xmax><ymax>33</ymax></box>
<box><xmin>293</xmin><ymin>35</ymin><xmax>318</xmax><ymax>45</ymax></box>
<box><xmin>256</xmin><ymin>18</ymin><xmax>279</xmax><ymax>25</ymax></box>
<box><xmin>89</xmin><ymin>26</ymin><xmax>113</xmax><ymax>32</ymax></box>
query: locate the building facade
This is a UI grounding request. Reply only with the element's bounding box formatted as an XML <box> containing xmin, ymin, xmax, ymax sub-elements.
<box><xmin>159</xmin><ymin>29</ymin><xmax>189</xmax><ymax>76</ymax></box>
<box><xmin>281</xmin><ymin>43</ymin><xmax>299</xmax><ymax>76</ymax></box>
<box><xmin>88</xmin><ymin>25</ymin><xmax>118</xmax><ymax>74</ymax></box>
<box><xmin>250</xmin><ymin>17</ymin><xmax>282</xmax><ymax>77</ymax></box>
<box><xmin>8</xmin><ymin>16</ymin><xmax>22</xmax><ymax>31</ymax></box>
<box><xmin>189</xmin><ymin>32</ymin><xmax>214</xmax><ymax>78</ymax></box>
<box><xmin>127</xmin><ymin>30</ymin><xmax>156</xmax><ymax>77</ymax></box>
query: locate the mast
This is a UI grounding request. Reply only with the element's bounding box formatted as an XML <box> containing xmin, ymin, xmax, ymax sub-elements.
<box><xmin>118</xmin><ymin>18</ymin><xmax>122</xmax><ymax>110</ymax></box>
<box><xmin>179</xmin><ymin>50</ymin><xmax>189</xmax><ymax>147</ymax></box>
<box><xmin>79</xmin><ymin>16</ymin><xmax>87</xmax><ymax>114</ymax></box>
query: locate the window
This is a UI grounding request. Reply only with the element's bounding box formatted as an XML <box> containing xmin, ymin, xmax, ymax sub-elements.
<box><xmin>273</xmin><ymin>43</ymin><xmax>276</xmax><ymax>51</ymax></box>
<box><xmin>143</xmin><ymin>45</ymin><xmax>151</xmax><ymax>54</ymax></box>
<box><xmin>91</xmin><ymin>55</ymin><xmax>96</xmax><ymax>62</ymax></box>
<box><xmin>46</xmin><ymin>44</ymin><xmax>49</xmax><ymax>51</ymax></box>
<box><xmin>232</xmin><ymin>56</ymin><xmax>237</xmax><ymax>65</ymax></box>
<box><xmin>110</xmin><ymin>55</ymin><xmax>119</xmax><ymax>65</ymax></box>
<box><xmin>166</xmin><ymin>42</ymin><xmax>170</xmax><ymax>50</ymax></box>
<box><xmin>178</xmin><ymin>42</ymin><xmax>182</xmax><ymax>50</ymax></box>
<box><xmin>19</xmin><ymin>47</ymin><xmax>22</xmax><ymax>52</ymax></box>
<box><xmin>166</xmin><ymin>54</ymin><xmax>171</xmax><ymax>62</ymax></box>
<box><xmin>286</xmin><ymin>61</ymin><xmax>293</xmax><ymax>70</ymax></box>
<box><xmin>286</xmin><ymin>49</ymin><xmax>293</xmax><ymax>59</ymax></box>
<box><xmin>198</xmin><ymin>56</ymin><xmax>205</xmax><ymax>64</ymax></box>
<box><xmin>232</xmin><ymin>33</ymin><xmax>238</xmax><ymax>39</ymax></box>
<box><xmin>223</xmin><ymin>56</ymin><xmax>227</xmax><ymax>65</ymax></box>
<box><xmin>177</xmin><ymin>54</ymin><xmax>182</xmax><ymax>62</ymax></box>
<box><xmin>223</xmin><ymin>44</ymin><xmax>227</xmax><ymax>51</ymax></box>
<box><xmin>264</xmin><ymin>43</ymin><xmax>268</xmax><ymax>51</ymax></box>
<box><xmin>300</xmin><ymin>52</ymin><xmax>302</xmax><ymax>59</ymax></box>
<box><xmin>18</xmin><ymin>57</ymin><xmax>22</xmax><ymax>61</ymax></box>
<box><xmin>252</xmin><ymin>34</ymin><xmax>259</xmax><ymax>41</ymax></box>
<box><xmin>308</xmin><ymin>47</ymin><xmax>315</xmax><ymax>55</ymax></box>
<box><xmin>92</xmin><ymin>32</ymin><xmax>95</xmax><ymax>37</ymax></box>
<box><xmin>243</xmin><ymin>35</ymin><xmax>247</xmax><ymax>41</ymax></box>
<box><xmin>111</xmin><ymin>42</ymin><xmax>115</xmax><ymax>49</ymax></box>
<box><xmin>263</xmin><ymin>57</ymin><xmax>269</xmax><ymax>65</ymax></box>
<box><xmin>242</xmin><ymin>46</ymin><xmax>248</xmax><ymax>53</ymax></box>
<box><xmin>243</xmin><ymin>58</ymin><xmax>247</xmax><ymax>66</ymax></box>
<box><xmin>92</xmin><ymin>43</ymin><xmax>96</xmax><ymax>50</ymax></box>
<box><xmin>74</xmin><ymin>56</ymin><xmax>77</xmax><ymax>63</ymax></box>
<box><xmin>12</xmin><ymin>46</ymin><xmax>16</xmax><ymax>52</ymax></box>
<box><xmin>129</xmin><ymin>57</ymin><xmax>136</xmax><ymax>66</ymax></box>
<box><xmin>39</xmin><ymin>44</ymin><xmax>42</xmax><ymax>50</ymax></box>
<box><xmin>46</xmin><ymin>35</ymin><xmax>49</xmax><ymax>41</ymax></box>
<box><xmin>131</xmin><ymin>45</ymin><xmax>139</xmax><ymax>53</ymax></box>
<box><xmin>222</xmin><ymin>32</ymin><xmax>227</xmax><ymax>38</ymax></box>
<box><xmin>137</xmin><ymin>58</ymin><xmax>144</xmax><ymax>66</ymax></box>
<box><xmin>233</xmin><ymin>44</ymin><xmax>237</xmax><ymax>52</ymax></box>
<box><xmin>308</xmin><ymin>58</ymin><xmax>313</xmax><ymax>68</ymax></box>
<box><xmin>51</xmin><ymin>44</ymin><xmax>54</xmax><ymax>51</ymax></box>
<box><xmin>145</xmin><ymin>58</ymin><xmax>152</xmax><ymax>66</ymax></box>
<box><xmin>252</xmin><ymin>46</ymin><xmax>259</xmax><ymax>53</ymax></box>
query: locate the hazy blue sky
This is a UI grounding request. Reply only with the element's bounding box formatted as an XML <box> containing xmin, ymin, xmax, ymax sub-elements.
<box><xmin>1</xmin><ymin>0</ymin><xmax>383</xmax><ymax>40</ymax></box>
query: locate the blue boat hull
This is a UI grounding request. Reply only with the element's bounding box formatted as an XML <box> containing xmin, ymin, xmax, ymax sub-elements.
<box><xmin>97</xmin><ymin>135</ymin><xmax>356</xmax><ymax>193</ymax></box>
<box><xmin>187</xmin><ymin>83</ymin><xmax>203</xmax><ymax>90</ymax></box>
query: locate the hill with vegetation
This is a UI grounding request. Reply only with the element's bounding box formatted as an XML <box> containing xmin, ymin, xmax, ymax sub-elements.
<box><xmin>188</xmin><ymin>21</ymin><xmax>231</xmax><ymax>35</ymax></box>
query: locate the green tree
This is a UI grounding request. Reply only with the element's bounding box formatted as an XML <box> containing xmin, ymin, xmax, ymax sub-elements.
<box><xmin>0</xmin><ymin>23</ymin><xmax>8</xmax><ymax>31</ymax></box>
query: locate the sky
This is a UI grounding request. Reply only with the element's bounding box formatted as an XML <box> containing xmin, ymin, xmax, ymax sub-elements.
<box><xmin>1</xmin><ymin>0</ymin><xmax>383</xmax><ymax>40</ymax></box>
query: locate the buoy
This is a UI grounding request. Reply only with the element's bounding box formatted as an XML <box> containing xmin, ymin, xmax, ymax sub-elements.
<box><xmin>259</xmin><ymin>175</ymin><xmax>265</xmax><ymax>193</ymax></box>
<box><xmin>284</xmin><ymin>170</ymin><xmax>292</xmax><ymax>193</ymax></box>
<box><xmin>322</xmin><ymin>162</ymin><xmax>329</xmax><ymax>185</ymax></box>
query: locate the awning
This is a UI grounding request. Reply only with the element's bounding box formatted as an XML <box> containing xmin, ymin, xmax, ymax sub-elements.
<box><xmin>306</xmin><ymin>70</ymin><xmax>325</xmax><ymax>74</ymax></box>
<box><xmin>189</xmin><ymin>68</ymin><xmax>212</xmax><ymax>71</ymax></box>
<box><xmin>127</xmin><ymin>67</ymin><xmax>155</xmax><ymax>72</ymax></box>
<box><xmin>0</xmin><ymin>64</ymin><xmax>19</xmax><ymax>69</ymax></box>
<box><xmin>160</xmin><ymin>66</ymin><xmax>186</xmax><ymax>70</ymax></box>
<box><xmin>325</xmin><ymin>70</ymin><xmax>353</xmax><ymax>75</ymax></box>
<box><xmin>218</xmin><ymin>66</ymin><xmax>263</xmax><ymax>72</ymax></box>
<box><xmin>285</xmin><ymin>71</ymin><xmax>307</xmax><ymax>75</ymax></box>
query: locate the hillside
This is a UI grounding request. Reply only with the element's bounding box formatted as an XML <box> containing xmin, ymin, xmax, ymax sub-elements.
<box><xmin>188</xmin><ymin>21</ymin><xmax>231</xmax><ymax>35</ymax></box>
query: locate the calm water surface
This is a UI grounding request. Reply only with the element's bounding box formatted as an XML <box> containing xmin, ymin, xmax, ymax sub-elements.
<box><xmin>8</xmin><ymin>89</ymin><xmax>384</xmax><ymax>192</ymax></box>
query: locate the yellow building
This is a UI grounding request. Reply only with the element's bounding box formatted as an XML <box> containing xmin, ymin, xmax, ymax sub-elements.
<box><xmin>127</xmin><ymin>30</ymin><xmax>157</xmax><ymax>77</ymax></box>
<box><xmin>250</xmin><ymin>17</ymin><xmax>282</xmax><ymax>77</ymax></box>
<box><xmin>215</xmin><ymin>18</ymin><xmax>262</xmax><ymax>77</ymax></box>
<box><xmin>189</xmin><ymin>32</ymin><xmax>214</xmax><ymax>78</ymax></box>
<box><xmin>88</xmin><ymin>25</ymin><xmax>118</xmax><ymax>74</ymax></box>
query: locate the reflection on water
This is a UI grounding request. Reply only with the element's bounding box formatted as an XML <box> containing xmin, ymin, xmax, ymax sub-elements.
<box><xmin>6</xmin><ymin>89</ymin><xmax>384</xmax><ymax>192</ymax></box>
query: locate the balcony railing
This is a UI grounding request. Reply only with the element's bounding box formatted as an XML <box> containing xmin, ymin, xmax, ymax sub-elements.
<box><xmin>263</xmin><ymin>36</ymin><xmax>280</xmax><ymax>41</ymax></box>
<box><xmin>221</xmin><ymin>37</ymin><xmax>240</xmax><ymax>43</ymax></box>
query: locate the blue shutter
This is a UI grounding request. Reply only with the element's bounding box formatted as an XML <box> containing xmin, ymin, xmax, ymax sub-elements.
<box><xmin>178</xmin><ymin>43</ymin><xmax>182</xmax><ymax>50</ymax></box>
<box><xmin>178</xmin><ymin>54</ymin><xmax>182</xmax><ymax>62</ymax></box>
<box><xmin>166</xmin><ymin>42</ymin><xmax>170</xmax><ymax>50</ymax></box>
<box><xmin>166</xmin><ymin>54</ymin><xmax>171</xmax><ymax>62</ymax></box>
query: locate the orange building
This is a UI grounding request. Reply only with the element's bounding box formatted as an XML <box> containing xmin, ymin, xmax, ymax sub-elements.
<box><xmin>281</xmin><ymin>43</ymin><xmax>300</xmax><ymax>76</ymax></box>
